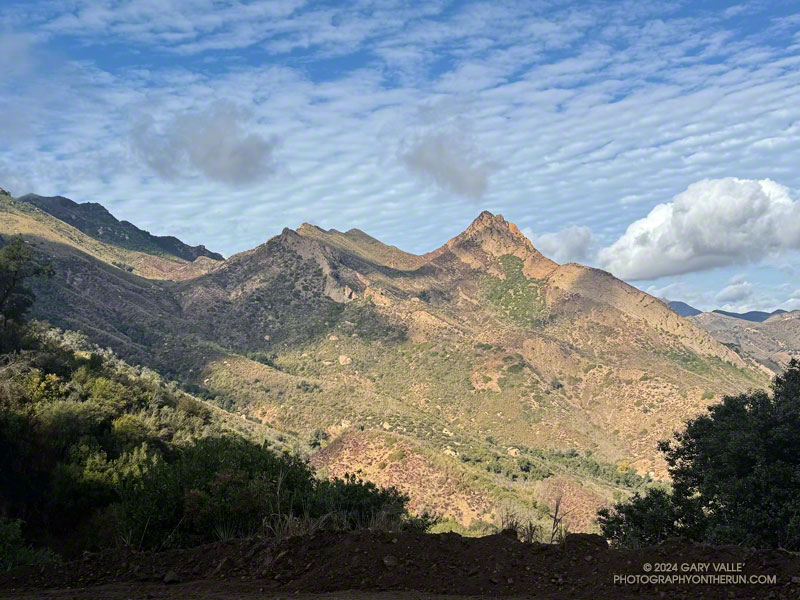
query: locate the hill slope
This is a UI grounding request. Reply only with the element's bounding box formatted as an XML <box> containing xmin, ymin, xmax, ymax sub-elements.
<box><xmin>0</xmin><ymin>191</ymin><xmax>774</xmax><ymax>529</ymax></box>
<box><xmin>0</xmin><ymin>192</ymin><xmax>221</xmax><ymax>281</ymax></box>
<box><xmin>17</xmin><ymin>193</ymin><xmax>223</xmax><ymax>262</ymax></box>
<box><xmin>690</xmin><ymin>310</ymin><xmax>800</xmax><ymax>373</ymax></box>
<box><xmin>711</xmin><ymin>308</ymin><xmax>787</xmax><ymax>322</ymax></box>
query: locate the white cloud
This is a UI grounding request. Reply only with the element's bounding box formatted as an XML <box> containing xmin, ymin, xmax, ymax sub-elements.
<box><xmin>645</xmin><ymin>281</ymin><xmax>688</xmax><ymax>301</ymax></box>
<box><xmin>1</xmin><ymin>0</ymin><xmax>800</xmax><ymax>278</ymax></box>
<box><xmin>598</xmin><ymin>178</ymin><xmax>800</xmax><ymax>280</ymax></box>
<box><xmin>526</xmin><ymin>225</ymin><xmax>595</xmax><ymax>264</ymax></box>
<box><xmin>715</xmin><ymin>277</ymin><xmax>754</xmax><ymax>303</ymax></box>
<box><xmin>130</xmin><ymin>101</ymin><xmax>278</xmax><ymax>185</ymax></box>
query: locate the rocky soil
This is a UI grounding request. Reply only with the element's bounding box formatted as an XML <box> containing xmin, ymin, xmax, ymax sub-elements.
<box><xmin>2</xmin><ymin>531</ymin><xmax>799</xmax><ymax>600</ymax></box>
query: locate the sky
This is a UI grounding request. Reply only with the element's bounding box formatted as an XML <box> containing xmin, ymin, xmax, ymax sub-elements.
<box><xmin>1</xmin><ymin>0</ymin><xmax>799</xmax><ymax>313</ymax></box>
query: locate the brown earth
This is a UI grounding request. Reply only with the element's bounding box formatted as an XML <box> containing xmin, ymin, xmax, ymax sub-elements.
<box><xmin>2</xmin><ymin>531</ymin><xmax>799</xmax><ymax>600</ymax></box>
<box><xmin>311</xmin><ymin>430</ymin><xmax>495</xmax><ymax>525</ymax></box>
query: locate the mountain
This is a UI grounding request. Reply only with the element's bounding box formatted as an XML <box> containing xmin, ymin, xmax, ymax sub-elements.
<box><xmin>0</xmin><ymin>192</ymin><xmax>773</xmax><ymax>530</ymax></box>
<box><xmin>1</xmin><ymin>192</ymin><xmax>222</xmax><ymax>281</ymax></box>
<box><xmin>711</xmin><ymin>308</ymin><xmax>787</xmax><ymax>322</ymax></box>
<box><xmin>689</xmin><ymin>310</ymin><xmax>800</xmax><ymax>374</ymax></box>
<box><xmin>17</xmin><ymin>193</ymin><xmax>223</xmax><ymax>262</ymax></box>
<box><xmin>667</xmin><ymin>300</ymin><xmax>702</xmax><ymax>317</ymax></box>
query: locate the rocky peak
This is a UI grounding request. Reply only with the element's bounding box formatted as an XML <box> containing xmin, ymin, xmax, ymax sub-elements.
<box><xmin>460</xmin><ymin>211</ymin><xmax>532</xmax><ymax>246</ymax></box>
<box><xmin>297</xmin><ymin>223</ymin><xmax>326</xmax><ymax>236</ymax></box>
<box><xmin>440</xmin><ymin>211</ymin><xmax>558</xmax><ymax>279</ymax></box>
<box><xmin>0</xmin><ymin>188</ymin><xmax>10</xmax><ymax>198</ymax></box>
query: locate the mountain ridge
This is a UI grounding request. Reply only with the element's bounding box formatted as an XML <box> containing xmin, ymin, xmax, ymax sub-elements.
<box><xmin>17</xmin><ymin>193</ymin><xmax>224</xmax><ymax>262</ymax></box>
<box><xmin>0</xmin><ymin>191</ymin><xmax>777</xmax><ymax>528</ymax></box>
<box><xmin>712</xmin><ymin>308</ymin><xmax>787</xmax><ymax>322</ymax></box>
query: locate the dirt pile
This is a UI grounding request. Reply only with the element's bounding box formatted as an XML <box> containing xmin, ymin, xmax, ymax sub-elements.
<box><xmin>2</xmin><ymin>531</ymin><xmax>799</xmax><ymax>599</ymax></box>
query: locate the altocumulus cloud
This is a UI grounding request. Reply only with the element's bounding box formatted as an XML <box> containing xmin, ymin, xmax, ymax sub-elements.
<box><xmin>131</xmin><ymin>101</ymin><xmax>277</xmax><ymax>185</ymax></box>
<box><xmin>598</xmin><ymin>178</ymin><xmax>800</xmax><ymax>280</ymax></box>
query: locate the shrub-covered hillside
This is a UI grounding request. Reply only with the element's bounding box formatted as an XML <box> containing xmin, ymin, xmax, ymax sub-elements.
<box><xmin>0</xmin><ymin>236</ymin><xmax>429</xmax><ymax>569</ymax></box>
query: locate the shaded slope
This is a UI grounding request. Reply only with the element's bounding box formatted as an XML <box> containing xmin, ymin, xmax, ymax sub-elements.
<box><xmin>17</xmin><ymin>193</ymin><xmax>223</xmax><ymax>262</ymax></box>
<box><xmin>712</xmin><ymin>308</ymin><xmax>787</xmax><ymax>322</ymax></box>
<box><xmin>1</xmin><ymin>194</ymin><xmax>220</xmax><ymax>281</ymax></box>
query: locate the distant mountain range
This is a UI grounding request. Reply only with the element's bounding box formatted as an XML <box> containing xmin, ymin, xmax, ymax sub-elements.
<box><xmin>711</xmin><ymin>308</ymin><xmax>787</xmax><ymax>322</ymax></box>
<box><xmin>667</xmin><ymin>300</ymin><xmax>788</xmax><ymax>323</ymax></box>
<box><xmin>2</xmin><ymin>187</ymin><xmax>784</xmax><ymax>529</ymax></box>
<box><xmin>666</xmin><ymin>301</ymin><xmax>702</xmax><ymax>317</ymax></box>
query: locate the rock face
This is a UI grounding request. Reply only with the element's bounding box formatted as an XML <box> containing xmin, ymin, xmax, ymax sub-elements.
<box><xmin>430</xmin><ymin>211</ymin><xmax>558</xmax><ymax>279</ymax></box>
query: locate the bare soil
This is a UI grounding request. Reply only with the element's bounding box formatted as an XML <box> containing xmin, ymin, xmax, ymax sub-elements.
<box><xmin>1</xmin><ymin>531</ymin><xmax>799</xmax><ymax>599</ymax></box>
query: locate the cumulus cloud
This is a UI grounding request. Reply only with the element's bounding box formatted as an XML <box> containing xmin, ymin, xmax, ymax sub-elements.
<box><xmin>598</xmin><ymin>178</ymin><xmax>800</xmax><ymax>280</ymax></box>
<box><xmin>715</xmin><ymin>276</ymin><xmax>754</xmax><ymax>303</ymax></box>
<box><xmin>131</xmin><ymin>101</ymin><xmax>277</xmax><ymax>185</ymax></box>
<box><xmin>400</xmin><ymin>125</ymin><xmax>499</xmax><ymax>200</ymax></box>
<box><xmin>526</xmin><ymin>225</ymin><xmax>595</xmax><ymax>264</ymax></box>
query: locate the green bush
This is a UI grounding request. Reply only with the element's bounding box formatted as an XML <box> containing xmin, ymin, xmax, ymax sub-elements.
<box><xmin>597</xmin><ymin>487</ymin><xmax>689</xmax><ymax>548</ymax></box>
<box><xmin>599</xmin><ymin>359</ymin><xmax>800</xmax><ymax>550</ymax></box>
<box><xmin>0</xmin><ymin>517</ymin><xmax>60</xmax><ymax>572</ymax></box>
<box><xmin>114</xmin><ymin>436</ymin><xmax>424</xmax><ymax>550</ymax></box>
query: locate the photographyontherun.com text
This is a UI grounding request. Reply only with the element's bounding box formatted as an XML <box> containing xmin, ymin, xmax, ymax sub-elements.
<box><xmin>614</xmin><ymin>563</ymin><xmax>777</xmax><ymax>585</ymax></box>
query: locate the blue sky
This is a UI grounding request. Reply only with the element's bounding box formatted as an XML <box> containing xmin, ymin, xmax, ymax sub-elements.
<box><xmin>1</xmin><ymin>0</ymin><xmax>799</xmax><ymax>312</ymax></box>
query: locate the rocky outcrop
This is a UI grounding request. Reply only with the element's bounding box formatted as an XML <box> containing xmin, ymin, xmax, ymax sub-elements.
<box><xmin>426</xmin><ymin>211</ymin><xmax>558</xmax><ymax>279</ymax></box>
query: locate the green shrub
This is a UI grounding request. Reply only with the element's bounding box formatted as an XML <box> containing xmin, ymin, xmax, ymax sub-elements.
<box><xmin>0</xmin><ymin>517</ymin><xmax>60</xmax><ymax>572</ymax></box>
<box><xmin>597</xmin><ymin>487</ymin><xmax>683</xmax><ymax>548</ymax></box>
<box><xmin>114</xmin><ymin>436</ymin><xmax>422</xmax><ymax>549</ymax></box>
<box><xmin>600</xmin><ymin>359</ymin><xmax>800</xmax><ymax>550</ymax></box>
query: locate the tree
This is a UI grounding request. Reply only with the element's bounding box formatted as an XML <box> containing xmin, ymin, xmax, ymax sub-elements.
<box><xmin>0</xmin><ymin>236</ymin><xmax>51</xmax><ymax>328</ymax></box>
<box><xmin>0</xmin><ymin>236</ymin><xmax>52</xmax><ymax>352</ymax></box>
<box><xmin>599</xmin><ymin>359</ymin><xmax>800</xmax><ymax>550</ymax></box>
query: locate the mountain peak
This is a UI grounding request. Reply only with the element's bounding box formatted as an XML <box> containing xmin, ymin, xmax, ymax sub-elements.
<box><xmin>464</xmin><ymin>210</ymin><xmax>529</xmax><ymax>241</ymax></box>
<box><xmin>436</xmin><ymin>211</ymin><xmax>558</xmax><ymax>278</ymax></box>
<box><xmin>466</xmin><ymin>210</ymin><xmax>506</xmax><ymax>231</ymax></box>
<box><xmin>0</xmin><ymin>188</ymin><xmax>10</xmax><ymax>198</ymax></box>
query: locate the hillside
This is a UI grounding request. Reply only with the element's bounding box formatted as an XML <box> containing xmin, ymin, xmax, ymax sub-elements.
<box><xmin>0</xmin><ymin>192</ymin><xmax>221</xmax><ymax>281</ymax></box>
<box><xmin>690</xmin><ymin>309</ymin><xmax>800</xmax><ymax>373</ymax></box>
<box><xmin>0</xmin><ymin>189</ymin><xmax>774</xmax><ymax>530</ymax></box>
<box><xmin>17</xmin><ymin>193</ymin><xmax>223</xmax><ymax>262</ymax></box>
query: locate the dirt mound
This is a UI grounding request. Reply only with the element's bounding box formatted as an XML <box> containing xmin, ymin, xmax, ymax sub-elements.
<box><xmin>2</xmin><ymin>531</ymin><xmax>799</xmax><ymax>599</ymax></box>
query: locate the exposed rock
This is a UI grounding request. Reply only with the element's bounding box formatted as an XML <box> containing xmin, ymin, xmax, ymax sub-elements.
<box><xmin>163</xmin><ymin>570</ymin><xmax>180</xmax><ymax>584</ymax></box>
